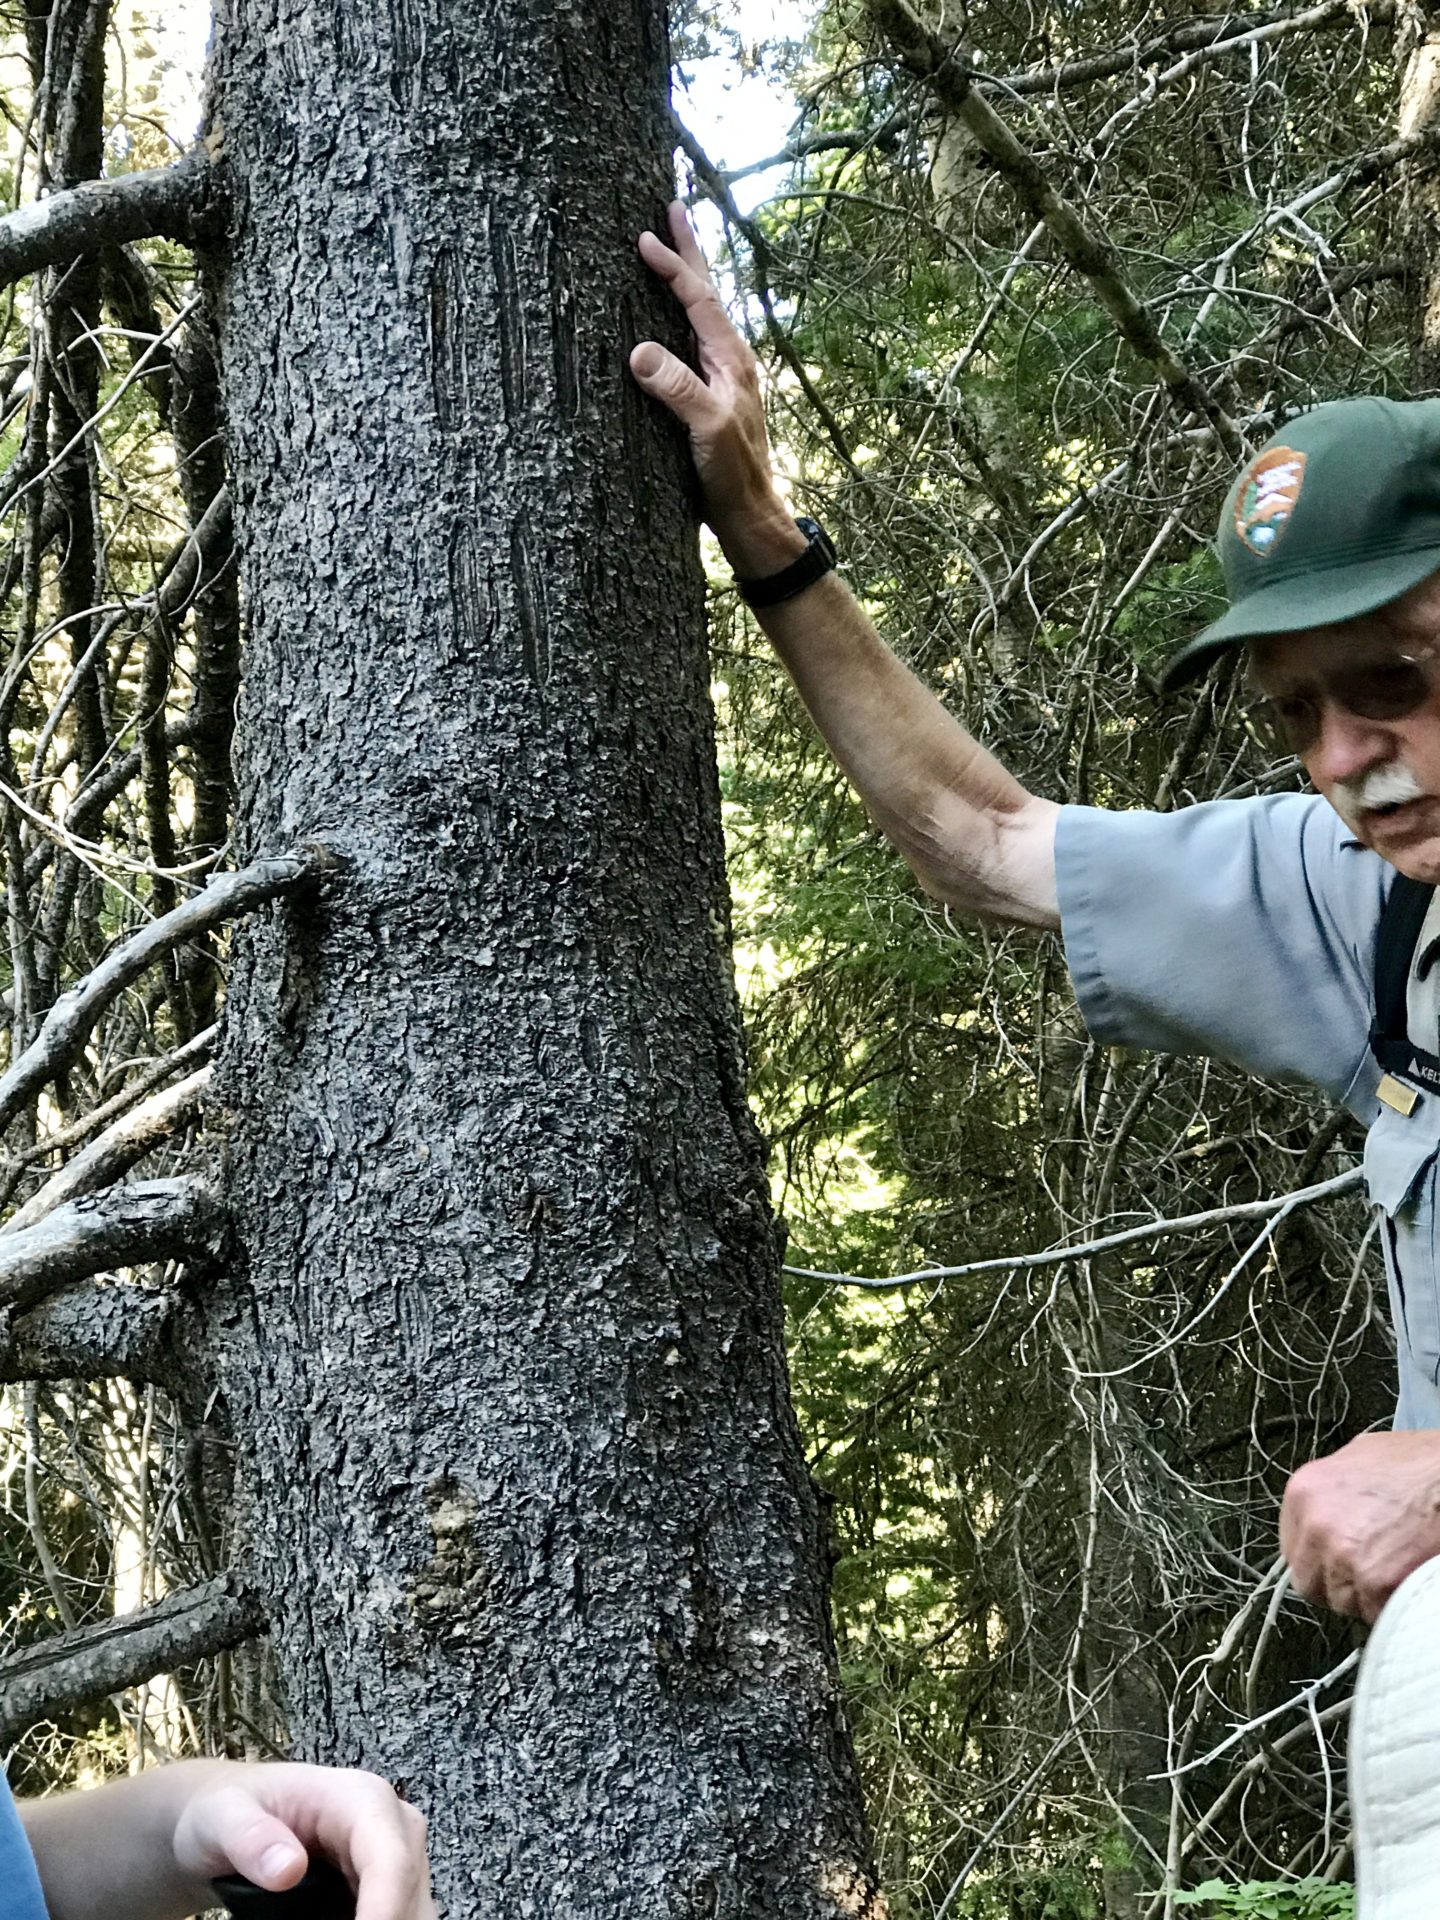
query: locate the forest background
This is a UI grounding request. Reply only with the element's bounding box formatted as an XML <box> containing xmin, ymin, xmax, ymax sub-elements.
<box><xmin>0</xmin><ymin>0</ymin><xmax>1428</xmax><ymax>1916</ymax></box>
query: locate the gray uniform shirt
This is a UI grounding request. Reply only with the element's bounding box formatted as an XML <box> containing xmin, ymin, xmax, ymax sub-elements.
<box><xmin>1056</xmin><ymin>791</ymin><xmax>1440</xmax><ymax>1429</ymax></box>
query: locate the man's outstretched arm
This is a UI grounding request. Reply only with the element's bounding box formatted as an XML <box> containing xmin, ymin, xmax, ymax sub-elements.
<box><xmin>630</xmin><ymin>204</ymin><xmax>1060</xmax><ymax>931</ymax></box>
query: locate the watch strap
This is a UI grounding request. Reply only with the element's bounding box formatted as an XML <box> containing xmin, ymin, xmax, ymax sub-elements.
<box><xmin>736</xmin><ymin>517</ymin><xmax>837</xmax><ymax>609</ymax></box>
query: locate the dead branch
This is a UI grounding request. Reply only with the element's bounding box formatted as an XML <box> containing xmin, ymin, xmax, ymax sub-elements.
<box><xmin>170</xmin><ymin>314</ymin><xmax>240</xmax><ymax>884</ymax></box>
<box><xmin>718</xmin><ymin>105</ymin><xmax>919</xmax><ymax>182</ymax></box>
<box><xmin>0</xmin><ymin>148</ymin><xmax>215</xmax><ymax>290</ymax></box>
<box><xmin>0</xmin><ymin>1176</ymin><xmax>217</xmax><ymax>1316</ymax></box>
<box><xmin>0</xmin><ymin>1574</ymin><xmax>262</xmax><ymax>1741</ymax></box>
<box><xmin>786</xmin><ymin>1167</ymin><xmax>1363</xmax><ymax>1289</ymax></box>
<box><xmin>54</xmin><ymin>714</ymin><xmax>205</xmax><ymax>864</ymax></box>
<box><xmin>1161</xmin><ymin>1649</ymin><xmax>1361</xmax><ymax>1781</ymax></box>
<box><xmin>990</xmin><ymin>0</ymin><xmax>1395</xmax><ymax>98</ymax></box>
<box><xmin>6</xmin><ymin>1068</ymin><xmax>210</xmax><ymax>1232</ymax></box>
<box><xmin>152</xmin><ymin>484</ymin><xmax>235</xmax><ymax>627</ymax></box>
<box><xmin>0</xmin><ymin>1277</ymin><xmax>179</xmax><ymax>1385</ymax></box>
<box><xmin>8</xmin><ymin>1025</ymin><xmax>216</xmax><ymax>1171</ymax></box>
<box><xmin>0</xmin><ymin>851</ymin><xmax>320</xmax><ymax>1135</ymax></box>
<box><xmin>1190</xmin><ymin>130</ymin><xmax>1440</xmax><ymax>342</ymax></box>
<box><xmin>866</xmin><ymin>0</ymin><xmax>1243</xmax><ymax>455</ymax></box>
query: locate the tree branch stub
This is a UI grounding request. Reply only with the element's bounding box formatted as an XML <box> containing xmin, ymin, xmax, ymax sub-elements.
<box><xmin>0</xmin><ymin>1176</ymin><xmax>217</xmax><ymax>1316</ymax></box>
<box><xmin>0</xmin><ymin>147</ymin><xmax>218</xmax><ymax>291</ymax></box>
<box><xmin>0</xmin><ymin>1277</ymin><xmax>180</xmax><ymax>1386</ymax></box>
<box><xmin>0</xmin><ymin>1574</ymin><xmax>262</xmax><ymax>1742</ymax></box>
<box><xmin>0</xmin><ymin>850</ymin><xmax>322</xmax><ymax>1137</ymax></box>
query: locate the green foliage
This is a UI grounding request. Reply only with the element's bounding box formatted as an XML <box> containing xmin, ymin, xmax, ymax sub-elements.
<box><xmin>1173</xmin><ymin>1880</ymin><xmax>1355</xmax><ymax>1918</ymax></box>
<box><xmin>710</xmin><ymin>0</ymin><xmax>1401</xmax><ymax>1905</ymax></box>
<box><xmin>1114</xmin><ymin>551</ymin><xmax>1227</xmax><ymax>676</ymax></box>
<box><xmin>950</xmin><ymin>1861</ymin><xmax>1101</xmax><ymax>1918</ymax></box>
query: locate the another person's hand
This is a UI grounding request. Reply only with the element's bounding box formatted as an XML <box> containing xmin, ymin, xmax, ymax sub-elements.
<box><xmin>630</xmin><ymin>203</ymin><xmax>806</xmax><ymax>578</ymax></box>
<box><xmin>171</xmin><ymin>1761</ymin><xmax>434</xmax><ymax>1919</ymax></box>
<box><xmin>21</xmin><ymin>1756</ymin><xmax>436</xmax><ymax>1920</ymax></box>
<box><xmin>1281</xmin><ymin>1429</ymin><xmax>1440</xmax><ymax>1621</ymax></box>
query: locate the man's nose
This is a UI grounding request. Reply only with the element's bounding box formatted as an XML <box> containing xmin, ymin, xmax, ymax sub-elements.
<box><xmin>1307</xmin><ymin>699</ymin><xmax>1395</xmax><ymax>788</ymax></box>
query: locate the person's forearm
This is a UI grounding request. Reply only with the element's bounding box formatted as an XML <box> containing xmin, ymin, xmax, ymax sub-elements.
<box><xmin>720</xmin><ymin>499</ymin><xmax>1059</xmax><ymax>927</ymax></box>
<box><xmin>21</xmin><ymin>1760</ymin><xmax>225</xmax><ymax>1920</ymax></box>
<box><xmin>628</xmin><ymin>216</ymin><xmax>1058</xmax><ymax>927</ymax></box>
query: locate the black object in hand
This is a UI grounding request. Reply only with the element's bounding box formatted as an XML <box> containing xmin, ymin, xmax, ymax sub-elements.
<box><xmin>210</xmin><ymin>1858</ymin><xmax>357</xmax><ymax>1918</ymax></box>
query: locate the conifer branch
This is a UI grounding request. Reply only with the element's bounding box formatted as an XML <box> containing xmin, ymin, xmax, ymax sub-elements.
<box><xmin>0</xmin><ymin>1575</ymin><xmax>262</xmax><ymax>1740</ymax></box>
<box><xmin>0</xmin><ymin>148</ymin><xmax>217</xmax><ymax>289</ymax></box>
<box><xmin>867</xmin><ymin>0</ymin><xmax>1244</xmax><ymax>456</ymax></box>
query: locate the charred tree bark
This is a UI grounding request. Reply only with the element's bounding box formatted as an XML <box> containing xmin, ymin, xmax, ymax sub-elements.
<box><xmin>204</xmin><ymin>2</ymin><xmax>881</xmax><ymax>1915</ymax></box>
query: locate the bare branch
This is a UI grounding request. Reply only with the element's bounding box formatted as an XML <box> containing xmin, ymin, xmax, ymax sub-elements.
<box><xmin>0</xmin><ymin>1176</ymin><xmax>217</xmax><ymax>1315</ymax></box>
<box><xmin>8</xmin><ymin>1025</ymin><xmax>216</xmax><ymax>1169</ymax></box>
<box><xmin>717</xmin><ymin>105</ymin><xmax>918</xmax><ymax>182</ymax></box>
<box><xmin>785</xmin><ymin>1168</ymin><xmax>1363</xmax><ymax>1290</ymax></box>
<box><xmin>170</xmin><ymin>313</ymin><xmax>239</xmax><ymax>882</ymax></box>
<box><xmin>706</xmin><ymin>0</ymin><xmax>1394</xmax><ymax>185</ymax></box>
<box><xmin>0</xmin><ymin>850</ymin><xmax>321</xmax><ymax>1135</ymax></box>
<box><xmin>53</xmin><ymin>714</ymin><xmax>205</xmax><ymax>864</ymax></box>
<box><xmin>0</xmin><ymin>1574</ymin><xmax>262</xmax><ymax>1741</ymax></box>
<box><xmin>989</xmin><ymin>0</ymin><xmax>1395</xmax><ymax>98</ymax></box>
<box><xmin>7</xmin><ymin>1067</ymin><xmax>209</xmax><ymax>1232</ymax></box>
<box><xmin>1158</xmin><ymin>1650</ymin><xmax>1360</xmax><ymax>1781</ymax></box>
<box><xmin>152</xmin><ymin>483</ymin><xmax>234</xmax><ymax>627</ymax></box>
<box><xmin>866</xmin><ymin>0</ymin><xmax>1243</xmax><ymax>455</ymax></box>
<box><xmin>0</xmin><ymin>1276</ymin><xmax>179</xmax><ymax>1385</ymax></box>
<box><xmin>1188</xmin><ymin>130</ymin><xmax>1440</xmax><ymax>340</ymax></box>
<box><xmin>0</xmin><ymin>148</ymin><xmax>215</xmax><ymax>291</ymax></box>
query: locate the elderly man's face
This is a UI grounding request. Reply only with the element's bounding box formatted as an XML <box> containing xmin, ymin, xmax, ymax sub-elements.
<box><xmin>1249</xmin><ymin>571</ymin><xmax>1440</xmax><ymax>884</ymax></box>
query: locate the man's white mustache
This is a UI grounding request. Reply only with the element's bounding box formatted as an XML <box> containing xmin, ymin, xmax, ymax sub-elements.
<box><xmin>1331</xmin><ymin>763</ymin><xmax>1427</xmax><ymax>824</ymax></box>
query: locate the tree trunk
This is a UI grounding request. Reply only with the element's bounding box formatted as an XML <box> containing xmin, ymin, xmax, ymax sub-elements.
<box><xmin>203</xmin><ymin>2</ymin><xmax>882</xmax><ymax>1914</ymax></box>
<box><xmin>1400</xmin><ymin>3</ymin><xmax>1440</xmax><ymax>389</ymax></box>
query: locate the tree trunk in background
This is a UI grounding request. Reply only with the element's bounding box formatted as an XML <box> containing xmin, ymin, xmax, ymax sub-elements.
<box><xmin>203</xmin><ymin>1</ymin><xmax>882</xmax><ymax>1914</ymax></box>
<box><xmin>1401</xmin><ymin>3</ymin><xmax>1440</xmax><ymax>389</ymax></box>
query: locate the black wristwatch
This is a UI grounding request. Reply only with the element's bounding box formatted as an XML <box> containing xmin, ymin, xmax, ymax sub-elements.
<box><xmin>736</xmin><ymin>516</ymin><xmax>838</xmax><ymax>609</ymax></box>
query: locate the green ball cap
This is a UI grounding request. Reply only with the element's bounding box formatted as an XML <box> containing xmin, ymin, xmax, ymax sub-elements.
<box><xmin>1160</xmin><ymin>396</ymin><xmax>1440</xmax><ymax>692</ymax></box>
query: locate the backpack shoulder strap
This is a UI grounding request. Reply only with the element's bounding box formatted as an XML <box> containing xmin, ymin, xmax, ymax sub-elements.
<box><xmin>1373</xmin><ymin>873</ymin><xmax>1435</xmax><ymax>1045</ymax></box>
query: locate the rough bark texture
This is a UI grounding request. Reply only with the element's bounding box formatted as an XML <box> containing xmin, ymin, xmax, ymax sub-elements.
<box><xmin>0</xmin><ymin>1276</ymin><xmax>180</xmax><ymax>1386</ymax></box>
<box><xmin>1400</xmin><ymin>5</ymin><xmax>1440</xmax><ymax>388</ymax></box>
<box><xmin>204</xmin><ymin>3</ymin><xmax>882</xmax><ymax>1915</ymax></box>
<box><xmin>0</xmin><ymin>1176</ymin><xmax>215</xmax><ymax>1314</ymax></box>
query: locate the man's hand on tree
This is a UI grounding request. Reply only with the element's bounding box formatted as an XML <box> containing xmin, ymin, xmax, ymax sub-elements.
<box><xmin>630</xmin><ymin>202</ymin><xmax>808</xmax><ymax>578</ymax></box>
<box><xmin>1281</xmin><ymin>1430</ymin><xmax>1440</xmax><ymax>1621</ymax></box>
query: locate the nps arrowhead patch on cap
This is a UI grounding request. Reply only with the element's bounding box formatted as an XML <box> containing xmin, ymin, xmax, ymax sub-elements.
<box><xmin>1161</xmin><ymin>396</ymin><xmax>1440</xmax><ymax>690</ymax></box>
<box><xmin>1234</xmin><ymin>446</ymin><xmax>1307</xmax><ymax>556</ymax></box>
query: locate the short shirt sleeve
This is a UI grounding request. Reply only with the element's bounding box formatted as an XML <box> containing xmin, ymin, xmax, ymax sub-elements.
<box><xmin>1056</xmin><ymin>792</ymin><xmax>1389</xmax><ymax>1113</ymax></box>
<box><xmin>0</xmin><ymin>1771</ymin><xmax>51</xmax><ymax>1919</ymax></box>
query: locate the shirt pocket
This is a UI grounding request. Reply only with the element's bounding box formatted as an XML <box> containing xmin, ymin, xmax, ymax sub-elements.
<box><xmin>1364</xmin><ymin>1102</ymin><xmax>1440</xmax><ymax>1369</ymax></box>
